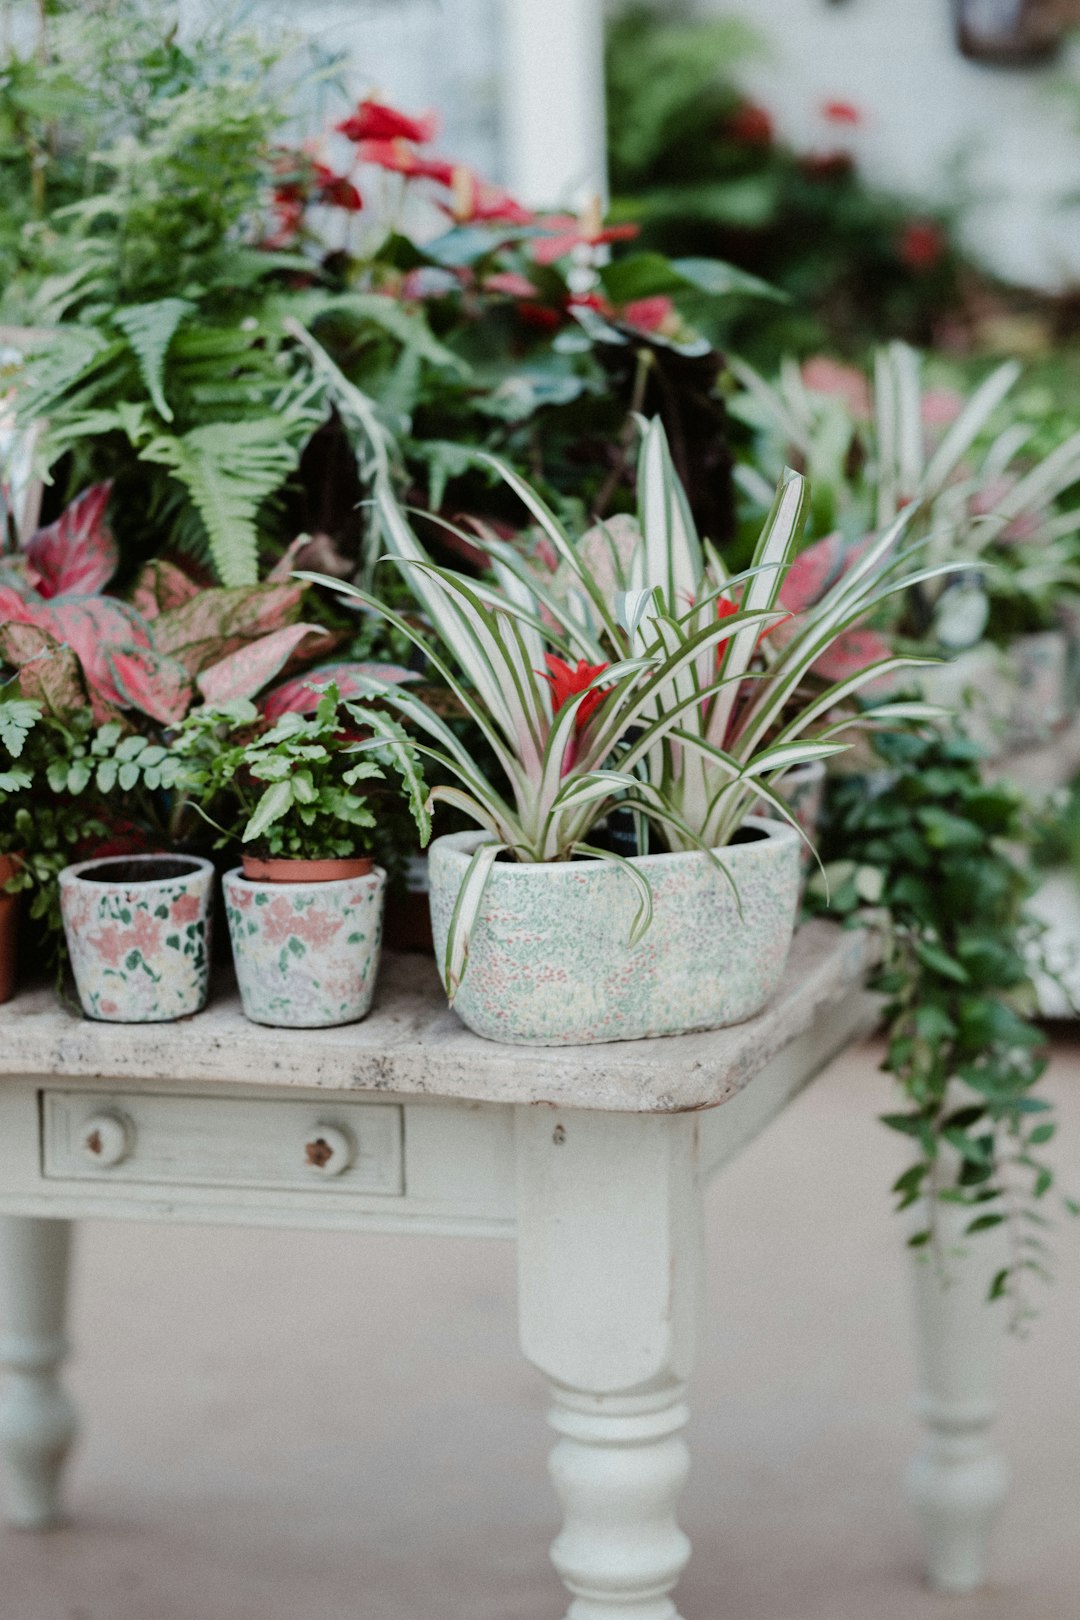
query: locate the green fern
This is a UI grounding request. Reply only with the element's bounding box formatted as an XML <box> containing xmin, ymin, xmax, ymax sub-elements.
<box><xmin>141</xmin><ymin>419</ymin><xmax>307</xmax><ymax>586</ymax></box>
<box><xmin>14</xmin><ymin>327</ymin><xmax>120</xmax><ymax>426</ymax></box>
<box><xmin>112</xmin><ymin>298</ymin><xmax>194</xmax><ymax>423</ymax></box>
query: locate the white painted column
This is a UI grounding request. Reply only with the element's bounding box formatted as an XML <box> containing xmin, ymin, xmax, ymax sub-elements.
<box><xmin>516</xmin><ymin>1107</ymin><xmax>703</xmax><ymax>1620</ymax></box>
<box><xmin>0</xmin><ymin>1218</ymin><xmax>78</xmax><ymax>1529</ymax></box>
<box><xmin>500</xmin><ymin>0</ymin><xmax>608</xmax><ymax>209</ymax></box>
<box><xmin>905</xmin><ymin>1162</ymin><xmax>1009</xmax><ymax>1592</ymax></box>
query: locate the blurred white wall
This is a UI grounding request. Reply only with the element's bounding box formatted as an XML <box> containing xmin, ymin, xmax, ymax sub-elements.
<box><xmin>701</xmin><ymin>0</ymin><xmax>1080</xmax><ymax>288</ymax></box>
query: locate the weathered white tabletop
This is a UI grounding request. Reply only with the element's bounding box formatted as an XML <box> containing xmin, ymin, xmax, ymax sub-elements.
<box><xmin>0</xmin><ymin>919</ymin><xmax>1009</xmax><ymax>1616</ymax></box>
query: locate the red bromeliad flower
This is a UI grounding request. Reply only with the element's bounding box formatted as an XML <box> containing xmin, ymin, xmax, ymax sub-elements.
<box><xmin>822</xmin><ymin>99</ymin><xmax>861</xmax><ymax>126</ymax></box>
<box><xmin>312</xmin><ymin>163</ymin><xmax>363</xmax><ymax>212</ymax></box>
<box><xmin>336</xmin><ymin>98</ymin><xmax>438</xmax><ymax>145</ymax></box>
<box><xmin>355</xmin><ymin>138</ymin><xmax>457</xmax><ymax>186</ymax></box>
<box><xmin>542</xmin><ymin>654</ymin><xmax>611</xmax><ymax>732</ymax></box>
<box><xmin>726</xmin><ymin>101</ymin><xmax>774</xmax><ymax>146</ymax></box>
<box><xmin>899</xmin><ymin>219</ymin><xmax>945</xmax><ymax>272</ymax></box>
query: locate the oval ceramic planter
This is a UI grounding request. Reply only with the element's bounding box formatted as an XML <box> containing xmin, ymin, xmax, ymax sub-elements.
<box><xmin>428</xmin><ymin>817</ymin><xmax>801</xmax><ymax>1046</ymax></box>
<box><xmin>223</xmin><ymin>865</ymin><xmax>386</xmax><ymax>1028</ymax></box>
<box><xmin>59</xmin><ymin>853</ymin><xmax>214</xmax><ymax>1023</ymax></box>
<box><xmin>0</xmin><ymin>852</ymin><xmax>23</xmax><ymax>1004</ymax></box>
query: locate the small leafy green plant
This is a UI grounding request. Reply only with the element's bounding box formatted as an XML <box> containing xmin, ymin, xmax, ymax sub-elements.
<box><xmin>171</xmin><ymin>684</ymin><xmax>428</xmax><ymax>864</ymax></box>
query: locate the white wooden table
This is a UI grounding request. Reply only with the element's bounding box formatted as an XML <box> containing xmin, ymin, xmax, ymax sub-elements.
<box><xmin>0</xmin><ymin>919</ymin><xmax>1011</xmax><ymax>1617</ymax></box>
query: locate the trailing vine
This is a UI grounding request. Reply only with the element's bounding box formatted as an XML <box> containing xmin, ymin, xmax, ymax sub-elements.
<box><xmin>810</xmin><ymin>725</ymin><xmax>1075</xmax><ymax>1327</ymax></box>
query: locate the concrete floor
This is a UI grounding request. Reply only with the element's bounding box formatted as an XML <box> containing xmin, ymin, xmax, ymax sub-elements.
<box><xmin>2</xmin><ymin>1034</ymin><xmax>1080</xmax><ymax>1620</ymax></box>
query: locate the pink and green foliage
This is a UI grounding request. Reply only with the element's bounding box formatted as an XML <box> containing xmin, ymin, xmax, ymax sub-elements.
<box><xmin>0</xmin><ymin>484</ymin><xmax>401</xmax><ymax>727</ymax></box>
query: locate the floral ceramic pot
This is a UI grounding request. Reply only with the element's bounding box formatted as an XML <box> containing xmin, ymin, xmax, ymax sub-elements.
<box><xmin>0</xmin><ymin>852</ymin><xmax>23</xmax><ymax>1004</ymax></box>
<box><xmin>223</xmin><ymin>865</ymin><xmax>386</xmax><ymax>1028</ymax></box>
<box><xmin>59</xmin><ymin>853</ymin><xmax>214</xmax><ymax>1023</ymax></box>
<box><xmin>428</xmin><ymin>817</ymin><xmax>801</xmax><ymax>1047</ymax></box>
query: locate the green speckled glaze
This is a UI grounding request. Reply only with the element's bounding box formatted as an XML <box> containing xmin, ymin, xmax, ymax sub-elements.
<box><xmin>223</xmin><ymin>866</ymin><xmax>385</xmax><ymax>1028</ymax></box>
<box><xmin>428</xmin><ymin>817</ymin><xmax>801</xmax><ymax>1046</ymax></box>
<box><xmin>59</xmin><ymin>854</ymin><xmax>214</xmax><ymax>1023</ymax></box>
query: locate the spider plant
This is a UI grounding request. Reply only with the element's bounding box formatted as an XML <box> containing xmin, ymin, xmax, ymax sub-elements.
<box><xmin>301</xmin><ymin>419</ymin><xmax>949</xmax><ymax>995</ymax></box>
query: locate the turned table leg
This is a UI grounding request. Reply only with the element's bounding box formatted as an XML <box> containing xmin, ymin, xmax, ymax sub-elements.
<box><xmin>0</xmin><ymin>1217</ymin><xmax>78</xmax><ymax>1529</ymax></box>
<box><xmin>905</xmin><ymin>1186</ymin><xmax>1009</xmax><ymax>1592</ymax></box>
<box><xmin>515</xmin><ymin>1108</ymin><xmax>703</xmax><ymax>1620</ymax></box>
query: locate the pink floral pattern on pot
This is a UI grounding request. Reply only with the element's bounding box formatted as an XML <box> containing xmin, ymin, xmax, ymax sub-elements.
<box><xmin>59</xmin><ymin>854</ymin><xmax>214</xmax><ymax>1022</ymax></box>
<box><xmin>428</xmin><ymin>817</ymin><xmax>801</xmax><ymax>1046</ymax></box>
<box><xmin>223</xmin><ymin>866</ymin><xmax>386</xmax><ymax>1028</ymax></box>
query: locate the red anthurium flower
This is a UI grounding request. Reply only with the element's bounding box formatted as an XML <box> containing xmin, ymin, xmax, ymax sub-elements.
<box><xmin>531</xmin><ymin>208</ymin><xmax>639</xmax><ymax>266</ymax></box>
<box><xmin>716</xmin><ymin>595</ymin><xmax>738</xmax><ymax>621</ymax></box>
<box><xmin>726</xmin><ymin>101</ymin><xmax>773</xmax><ymax>146</ymax></box>
<box><xmin>542</xmin><ymin>654</ymin><xmax>611</xmax><ymax>732</ymax></box>
<box><xmin>355</xmin><ymin>138</ymin><xmax>457</xmax><ymax>186</ymax></box>
<box><xmin>336</xmin><ymin>98</ymin><xmax>438</xmax><ymax>145</ymax></box>
<box><xmin>899</xmin><ymin>219</ymin><xmax>945</xmax><ymax>272</ymax></box>
<box><xmin>822</xmin><ymin>99</ymin><xmax>861</xmax><ymax>125</ymax></box>
<box><xmin>517</xmin><ymin>301</ymin><xmax>564</xmax><ymax>332</ymax></box>
<box><xmin>621</xmin><ymin>295</ymin><xmax>676</xmax><ymax>335</ymax></box>
<box><xmin>447</xmin><ymin>166</ymin><xmax>534</xmax><ymax>225</ymax></box>
<box><xmin>312</xmin><ymin>163</ymin><xmax>363</xmax><ymax>212</ymax></box>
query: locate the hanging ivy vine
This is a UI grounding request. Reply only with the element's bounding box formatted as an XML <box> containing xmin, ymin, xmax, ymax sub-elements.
<box><xmin>810</xmin><ymin>724</ymin><xmax>1075</xmax><ymax>1328</ymax></box>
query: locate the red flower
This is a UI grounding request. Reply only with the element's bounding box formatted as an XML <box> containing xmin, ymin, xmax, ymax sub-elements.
<box><xmin>356</xmin><ymin>138</ymin><xmax>456</xmax><ymax>186</ymax></box>
<box><xmin>569</xmin><ymin>290</ymin><xmax>615</xmax><ymax>319</ymax></box>
<box><xmin>517</xmin><ymin>301</ymin><xmax>564</xmax><ymax>332</ymax></box>
<box><xmin>541</xmin><ymin>654</ymin><xmax>611</xmax><ymax>732</ymax></box>
<box><xmin>484</xmin><ymin>270</ymin><xmax>540</xmax><ymax>298</ymax></box>
<box><xmin>726</xmin><ymin>101</ymin><xmax>773</xmax><ymax>146</ymax></box>
<box><xmin>620</xmin><ymin>295</ymin><xmax>675</xmax><ymax>334</ymax></box>
<box><xmin>312</xmin><ymin>163</ymin><xmax>363</xmax><ymax>212</ymax></box>
<box><xmin>447</xmin><ymin>167</ymin><xmax>533</xmax><ymax>225</ymax></box>
<box><xmin>899</xmin><ymin>219</ymin><xmax>945</xmax><ymax>272</ymax></box>
<box><xmin>336</xmin><ymin>98</ymin><xmax>438</xmax><ymax>145</ymax></box>
<box><xmin>822</xmin><ymin>99</ymin><xmax>861</xmax><ymax>125</ymax></box>
<box><xmin>531</xmin><ymin>207</ymin><xmax>639</xmax><ymax>266</ymax></box>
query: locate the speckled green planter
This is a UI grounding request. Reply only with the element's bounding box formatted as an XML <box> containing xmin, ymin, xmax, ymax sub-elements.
<box><xmin>223</xmin><ymin>866</ymin><xmax>385</xmax><ymax>1028</ymax></box>
<box><xmin>428</xmin><ymin>818</ymin><xmax>801</xmax><ymax>1046</ymax></box>
<box><xmin>59</xmin><ymin>853</ymin><xmax>214</xmax><ymax>1023</ymax></box>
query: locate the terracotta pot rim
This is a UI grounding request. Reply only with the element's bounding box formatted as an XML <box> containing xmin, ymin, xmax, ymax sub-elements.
<box><xmin>0</xmin><ymin>850</ymin><xmax>24</xmax><ymax>882</ymax></box>
<box><xmin>240</xmin><ymin>853</ymin><xmax>375</xmax><ymax>885</ymax></box>
<box><xmin>60</xmin><ymin>852</ymin><xmax>214</xmax><ymax>889</ymax></box>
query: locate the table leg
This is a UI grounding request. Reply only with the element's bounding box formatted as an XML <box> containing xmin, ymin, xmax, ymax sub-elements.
<box><xmin>515</xmin><ymin>1108</ymin><xmax>703</xmax><ymax>1620</ymax></box>
<box><xmin>0</xmin><ymin>1217</ymin><xmax>78</xmax><ymax>1529</ymax></box>
<box><xmin>905</xmin><ymin>1188</ymin><xmax>1009</xmax><ymax>1592</ymax></box>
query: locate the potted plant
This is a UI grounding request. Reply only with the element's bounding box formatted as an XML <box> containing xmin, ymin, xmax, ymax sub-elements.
<box><xmin>303</xmin><ymin>418</ymin><xmax>948</xmax><ymax>1046</ymax></box>
<box><xmin>172</xmin><ymin>685</ymin><xmax>427</xmax><ymax>1028</ymax></box>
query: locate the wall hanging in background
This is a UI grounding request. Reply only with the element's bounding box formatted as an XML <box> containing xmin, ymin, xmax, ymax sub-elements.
<box><xmin>953</xmin><ymin>0</ymin><xmax>1071</xmax><ymax>64</ymax></box>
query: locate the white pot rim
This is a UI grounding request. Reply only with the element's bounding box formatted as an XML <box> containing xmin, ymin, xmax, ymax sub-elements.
<box><xmin>59</xmin><ymin>852</ymin><xmax>214</xmax><ymax>891</ymax></box>
<box><xmin>431</xmin><ymin>815</ymin><xmax>798</xmax><ymax>876</ymax></box>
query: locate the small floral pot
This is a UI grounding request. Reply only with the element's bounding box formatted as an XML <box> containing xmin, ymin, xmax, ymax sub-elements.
<box><xmin>59</xmin><ymin>853</ymin><xmax>214</xmax><ymax>1023</ymax></box>
<box><xmin>428</xmin><ymin>817</ymin><xmax>801</xmax><ymax>1047</ymax></box>
<box><xmin>0</xmin><ymin>852</ymin><xmax>23</xmax><ymax>1004</ymax></box>
<box><xmin>223</xmin><ymin>865</ymin><xmax>386</xmax><ymax>1028</ymax></box>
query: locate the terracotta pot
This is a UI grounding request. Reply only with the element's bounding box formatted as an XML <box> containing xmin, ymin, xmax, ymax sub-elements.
<box><xmin>224</xmin><ymin>865</ymin><xmax>386</xmax><ymax>1028</ymax></box>
<box><xmin>428</xmin><ymin>818</ymin><xmax>801</xmax><ymax>1047</ymax></box>
<box><xmin>59</xmin><ymin>853</ymin><xmax>215</xmax><ymax>1023</ymax></box>
<box><xmin>241</xmin><ymin>853</ymin><xmax>374</xmax><ymax>885</ymax></box>
<box><xmin>0</xmin><ymin>852</ymin><xmax>23</xmax><ymax>1004</ymax></box>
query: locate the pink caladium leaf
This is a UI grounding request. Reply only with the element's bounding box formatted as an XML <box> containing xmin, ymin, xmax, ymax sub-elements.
<box><xmin>105</xmin><ymin>644</ymin><xmax>195</xmax><ymax>725</ymax></box>
<box><xmin>1</xmin><ymin>628</ymin><xmax>119</xmax><ymax>725</ymax></box>
<box><xmin>266</xmin><ymin>534</ymin><xmax>314</xmax><ymax>582</ymax></box>
<box><xmin>154</xmin><ymin>582</ymin><xmax>305</xmax><ymax>673</ymax></box>
<box><xmin>0</xmin><ymin>620</ymin><xmax>51</xmax><ymax>667</ymax></box>
<box><xmin>35</xmin><ymin>597</ymin><xmax>154</xmax><ymax>708</ymax></box>
<box><xmin>130</xmin><ymin>558</ymin><xmax>201</xmax><ymax>621</ymax></box>
<box><xmin>195</xmin><ymin>623</ymin><xmax>329</xmax><ymax>705</ymax></box>
<box><xmin>811</xmin><ymin>628</ymin><xmax>893</xmax><ymax>684</ymax></box>
<box><xmin>0</xmin><ymin>579</ymin><xmax>35</xmax><ymax>624</ymax></box>
<box><xmin>778</xmin><ymin>532</ymin><xmax>846</xmax><ymax>614</ymax></box>
<box><xmin>260</xmin><ymin>660</ymin><xmax>421</xmax><ymax>722</ymax></box>
<box><xmin>24</xmin><ymin>483</ymin><xmax>117</xmax><ymax>598</ymax></box>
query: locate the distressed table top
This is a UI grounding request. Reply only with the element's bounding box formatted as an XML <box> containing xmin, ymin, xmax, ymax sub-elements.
<box><xmin>1</xmin><ymin>920</ymin><xmax>878</xmax><ymax>1114</ymax></box>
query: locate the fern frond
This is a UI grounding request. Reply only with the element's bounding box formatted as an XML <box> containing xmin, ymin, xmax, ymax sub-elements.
<box><xmin>141</xmin><ymin>419</ymin><xmax>307</xmax><ymax>586</ymax></box>
<box><xmin>112</xmin><ymin>298</ymin><xmax>194</xmax><ymax>423</ymax></box>
<box><xmin>14</xmin><ymin>328</ymin><xmax>120</xmax><ymax>428</ymax></box>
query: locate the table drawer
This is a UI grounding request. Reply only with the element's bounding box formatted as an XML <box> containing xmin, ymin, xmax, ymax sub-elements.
<box><xmin>40</xmin><ymin>1090</ymin><xmax>404</xmax><ymax>1196</ymax></box>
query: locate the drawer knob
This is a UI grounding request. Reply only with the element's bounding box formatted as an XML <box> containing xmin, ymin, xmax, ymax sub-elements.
<box><xmin>302</xmin><ymin>1124</ymin><xmax>355</xmax><ymax>1178</ymax></box>
<box><xmin>79</xmin><ymin>1111</ymin><xmax>133</xmax><ymax>1169</ymax></box>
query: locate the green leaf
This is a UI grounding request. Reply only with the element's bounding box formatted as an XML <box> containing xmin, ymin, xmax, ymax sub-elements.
<box><xmin>112</xmin><ymin>298</ymin><xmax>194</xmax><ymax>423</ymax></box>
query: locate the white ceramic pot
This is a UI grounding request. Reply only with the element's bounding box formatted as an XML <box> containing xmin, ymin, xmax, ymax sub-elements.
<box><xmin>59</xmin><ymin>853</ymin><xmax>214</xmax><ymax>1023</ymax></box>
<box><xmin>222</xmin><ymin>865</ymin><xmax>385</xmax><ymax>1028</ymax></box>
<box><xmin>1008</xmin><ymin>630</ymin><xmax>1069</xmax><ymax>743</ymax></box>
<box><xmin>428</xmin><ymin>818</ymin><xmax>801</xmax><ymax>1046</ymax></box>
